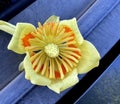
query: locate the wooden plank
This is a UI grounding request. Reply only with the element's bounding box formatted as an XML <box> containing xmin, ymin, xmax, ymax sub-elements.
<box><xmin>0</xmin><ymin>0</ymin><xmax>120</xmax><ymax>104</ymax></box>
<box><xmin>75</xmin><ymin>55</ymin><xmax>120</xmax><ymax>104</ymax></box>
<box><xmin>0</xmin><ymin>0</ymin><xmax>36</xmax><ymax>20</ymax></box>
<box><xmin>0</xmin><ymin>0</ymin><xmax>95</xmax><ymax>90</ymax></box>
<box><xmin>0</xmin><ymin>32</ymin><xmax>24</xmax><ymax>89</ymax></box>
<box><xmin>9</xmin><ymin>0</ymin><xmax>96</xmax><ymax>24</ymax></box>
<box><xmin>77</xmin><ymin>0</ymin><xmax>120</xmax><ymax>37</ymax></box>
<box><xmin>0</xmin><ymin>73</ymin><xmax>34</xmax><ymax>104</ymax></box>
<box><xmin>86</xmin><ymin>2</ymin><xmax>120</xmax><ymax>57</ymax></box>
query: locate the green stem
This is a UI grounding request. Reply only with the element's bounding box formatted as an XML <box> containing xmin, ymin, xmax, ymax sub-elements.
<box><xmin>0</xmin><ymin>20</ymin><xmax>16</xmax><ymax>35</ymax></box>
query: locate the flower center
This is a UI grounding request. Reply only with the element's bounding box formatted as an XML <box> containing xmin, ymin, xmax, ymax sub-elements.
<box><xmin>24</xmin><ymin>22</ymin><xmax>81</xmax><ymax>79</ymax></box>
<box><xmin>44</xmin><ymin>43</ymin><xmax>59</xmax><ymax>58</ymax></box>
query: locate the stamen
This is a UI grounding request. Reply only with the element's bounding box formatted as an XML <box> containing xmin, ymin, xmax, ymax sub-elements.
<box><xmin>35</xmin><ymin>54</ymin><xmax>45</xmax><ymax>72</ymax></box>
<box><xmin>58</xmin><ymin>57</ymin><xmax>69</xmax><ymax>72</ymax></box>
<box><xmin>60</xmin><ymin>52</ymin><xmax>79</xmax><ymax>63</ymax></box>
<box><xmin>61</xmin><ymin>50</ymin><xmax>81</xmax><ymax>59</ymax></box>
<box><xmin>49</xmin><ymin>58</ymin><xmax>55</xmax><ymax>78</ymax></box>
<box><xmin>41</xmin><ymin>57</ymin><xmax>48</xmax><ymax>75</ymax></box>
<box><xmin>38</xmin><ymin>22</ymin><xmax>42</xmax><ymax>28</ymax></box>
<box><xmin>55</xmin><ymin>58</ymin><xmax>64</xmax><ymax>79</ymax></box>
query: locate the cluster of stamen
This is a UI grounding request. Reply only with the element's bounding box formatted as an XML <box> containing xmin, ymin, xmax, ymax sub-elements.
<box><xmin>22</xmin><ymin>22</ymin><xmax>81</xmax><ymax>79</ymax></box>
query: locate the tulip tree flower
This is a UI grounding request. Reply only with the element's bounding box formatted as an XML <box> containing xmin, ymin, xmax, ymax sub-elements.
<box><xmin>0</xmin><ymin>16</ymin><xmax>100</xmax><ymax>93</ymax></box>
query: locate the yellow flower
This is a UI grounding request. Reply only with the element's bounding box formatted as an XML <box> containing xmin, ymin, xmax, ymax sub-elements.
<box><xmin>0</xmin><ymin>15</ymin><xmax>100</xmax><ymax>93</ymax></box>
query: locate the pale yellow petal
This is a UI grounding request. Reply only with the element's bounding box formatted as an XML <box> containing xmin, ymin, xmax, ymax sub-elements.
<box><xmin>60</xmin><ymin>18</ymin><xmax>83</xmax><ymax>45</ymax></box>
<box><xmin>48</xmin><ymin>68</ymin><xmax>79</xmax><ymax>93</ymax></box>
<box><xmin>23</xmin><ymin>52</ymin><xmax>51</xmax><ymax>86</ymax></box>
<box><xmin>18</xmin><ymin>61</ymin><xmax>24</xmax><ymax>71</ymax></box>
<box><xmin>0</xmin><ymin>20</ymin><xmax>15</xmax><ymax>35</ymax></box>
<box><xmin>77</xmin><ymin>40</ymin><xmax>100</xmax><ymax>73</ymax></box>
<box><xmin>8</xmin><ymin>23</ymin><xmax>36</xmax><ymax>54</ymax></box>
<box><xmin>45</xmin><ymin>15</ymin><xmax>59</xmax><ymax>23</ymax></box>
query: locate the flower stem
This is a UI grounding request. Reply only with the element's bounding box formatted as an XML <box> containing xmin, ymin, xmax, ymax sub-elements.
<box><xmin>0</xmin><ymin>20</ymin><xmax>15</xmax><ymax>35</ymax></box>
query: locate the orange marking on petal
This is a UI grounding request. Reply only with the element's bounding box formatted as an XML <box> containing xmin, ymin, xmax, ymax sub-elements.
<box><xmin>22</xmin><ymin>33</ymin><xmax>35</xmax><ymax>47</ymax></box>
<box><xmin>40</xmin><ymin>64</ymin><xmax>44</xmax><ymax>71</ymax></box>
<box><xmin>31</xmin><ymin>60</ymin><xmax>34</xmax><ymax>65</ymax></box>
<box><xmin>30</xmin><ymin>52</ymin><xmax>35</xmax><ymax>57</ymax></box>
<box><xmin>68</xmin><ymin>38</ymin><xmax>74</xmax><ymax>42</ymax></box>
<box><xmin>68</xmin><ymin>44</ymin><xmax>77</xmax><ymax>48</ymax></box>
<box><xmin>61</xmin><ymin>64</ymin><xmax>66</xmax><ymax>75</ymax></box>
<box><xmin>51</xmin><ymin>22</ymin><xmax>55</xmax><ymax>27</ymax></box>
<box><xmin>55</xmin><ymin>71</ymin><xmax>60</xmax><ymax>79</ymax></box>
<box><xmin>73</xmin><ymin>50</ymin><xmax>81</xmax><ymax>56</ymax></box>
<box><xmin>64</xmin><ymin>26</ymin><xmax>72</xmax><ymax>32</ymax></box>
<box><xmin>34</xmin><ymin>65</ymin><xmax>37</xmax><ymax>70</ymax></box>
<box><xmin>68</xmin><ymin>58</ymin><xmax>75</xmax><ymax>63</ymax></box>
<box><xmin>47</xmin><ymin>22</ymin><xmax>55</xmax><ymax>27</ymax></box>
<box><xmin>71</xmin><ymin>55</ymin><xmax>79</xmax><ymax>60</ymax></box>
<box><xmin>70</xmin><ymin>34</ymin><xmax>75</xmax><ymax>38</ymax></box>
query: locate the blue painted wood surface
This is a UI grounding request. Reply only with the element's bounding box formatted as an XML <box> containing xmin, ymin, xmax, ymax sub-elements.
<box><xmin>0</xmin><ymin>32</ymin><xmax>24</xmax><ymax>89</ymax></box>
<box><xmin>0</xmin><ymin>0</ymin><xmax>120</xmax><ymax>104</ymax></box>
<box><xmin>75</xmin><ymin>55</ymin><xmax>120</xmax><ymax>104</ymax></box>
<box><xmin>0</xmin><ymin>0</ymin><xmax>36</xmax><ymax>20</ymax></box>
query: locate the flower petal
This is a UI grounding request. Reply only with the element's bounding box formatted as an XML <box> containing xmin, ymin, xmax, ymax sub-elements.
<box><xmin>18</xmin><ymin>61</ymin><xmax>24</xmax><ymax>71</ymax></box>
<box><xmin>48</xmin><ymin>68</ymin><xmax>79</xmax><ymax>93</ymax></box>
<box><xmin>45</xmin><ymin>15</ymin><xmax>60</xmax><ymax>23</ymax></box>
<box><xmin>60</xmin><ymin>18</ymin><xmax>83</xmax><ymax>45</ymax></box>
<box><xmin>8</xmin><ymin>23</ymin><xmax>36</xmax><ymax>54</ymax></box>
<box><xmin>77</xmin><ymin>40</ymin><xmax>100</xmax><ymax>73</ymax></box>
<box><xmin>0</xmin><ymin>20</ymin><xmax>15</xmax><ymax>35</ymax></box>
<box><xmin>23</xmin><ymin>52</ymin><xmax>51</xmax><ymax>86</ymax></box>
